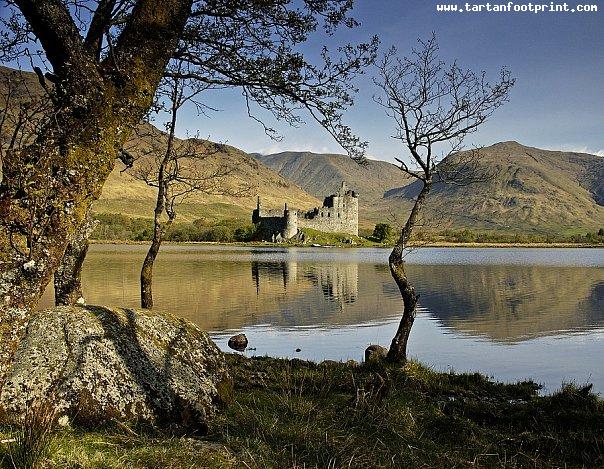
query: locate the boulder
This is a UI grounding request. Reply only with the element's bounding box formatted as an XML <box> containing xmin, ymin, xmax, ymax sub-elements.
<box><xmin>364</xmin><ymin>344</ymin><xmax>388</xmax><ymax>363</ymax></box>
<box><xmin>227</xmin><ymin>333</ymin><xmax>248</xmax><ymax>352</ymax></box>
<box><xmin>0</xmin><ymin>306</ymin><xmax>229</xmax><ymax>432</ymax></box>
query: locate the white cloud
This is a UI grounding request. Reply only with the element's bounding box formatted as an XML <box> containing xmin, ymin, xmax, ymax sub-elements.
<box><xmin>254</xmin><ymin>143</ymin><xmax>336</xmax><ymax>155</ymax></box>
<box><xmin>546</xmin><ymin>145</ymin><xmax>604</xmax><ymax>156</ymax></box>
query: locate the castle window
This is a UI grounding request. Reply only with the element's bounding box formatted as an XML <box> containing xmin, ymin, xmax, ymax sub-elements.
<box><xmin>321</xmin><ymin>212</ymin><xmax>324</xmax><ymax>217</ymax></box>
<box><xmin>338</xmin><ymin>212</ymin><xmax>341</xmax><ymax>218</ymax></box>
<box><xmin>327</xmin><ymin>212</ymin><xmax>330</xmax><ymax>217</ymax></box>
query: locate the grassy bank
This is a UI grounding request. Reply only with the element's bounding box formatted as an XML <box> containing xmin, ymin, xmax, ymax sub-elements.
<box><xmin>91</xmin><ymin>212</ymin><xmax>604</xmax><ymax>247</ymax></box>
<box><xmin>1</xmin><ymin>354</ymin><xmax>602</xmax><ymax>468</ymax></box>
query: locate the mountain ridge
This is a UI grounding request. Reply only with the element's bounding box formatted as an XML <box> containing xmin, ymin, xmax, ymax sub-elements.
<box><xmin>2</xmin><ymin>65</ymin><xmax>602</xmax><ymax>234</ymax></box>
<box><xmin>255</xmin><ymin>141</ymin><xmax>603</xmax><ymax>233</ymax></box>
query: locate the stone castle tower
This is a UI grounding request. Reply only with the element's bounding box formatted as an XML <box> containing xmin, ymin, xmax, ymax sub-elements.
<box><xmin>252</xmin><ymin>182</ymin><xmax>358</xmax><ymax>241</ymax></box>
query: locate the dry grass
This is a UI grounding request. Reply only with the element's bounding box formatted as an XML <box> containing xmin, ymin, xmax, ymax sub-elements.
<box><xmin>1</xmin><ymin>356</ymin><xmax>602</xmax><ymax>468</ymax></box>
<box><xmin>2</xmin><ymin>398</ymin><xmax>58</xmax><ymax>469</ymax></box>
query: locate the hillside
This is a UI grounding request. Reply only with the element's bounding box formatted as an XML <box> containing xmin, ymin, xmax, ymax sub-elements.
<box><xmin>0</xmin><ymin>66</ymin><xmax>320</xmax><ymax>224</ymax></box>
<box><xmin>381</xmin><ymin>142</ymin><xmax>604</xmax><ymax>233</ymax></box>
<box><xmin>2</xmin><ymin>66</ymin><xmax>602</xmax><ymax>234</ymax></box>
<box><xmin>96</xmin><ymin>132</ymin><xmax>320</xmax><ymax>223</ymax></box>
<box><xmin>256</xmin><ymin>143</ymin><xmax>604</xmax><ymax>234</ymax></box>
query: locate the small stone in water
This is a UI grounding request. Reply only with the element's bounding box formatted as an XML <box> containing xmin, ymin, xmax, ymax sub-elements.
<box><xmin>228</xmin><ymin>333</ymin><xmax>248</xmax><ymax>352</ymax></box>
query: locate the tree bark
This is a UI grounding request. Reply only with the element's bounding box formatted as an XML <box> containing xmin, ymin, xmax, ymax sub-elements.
<box><xmin>140</xmin><ymin>232</ymin><xmax>162</xmax><ymax>309</ymax></box>
<box><xmin>54</xmin><ymin>212</ymin><xmax>98</xmax><ymax>306</ymax></box>
<box><xmin>140</xmin><ymin>189</ymin><xmax>173</xmax><ymax>309</ymax></box>
<box><xmin>0</xmin><ymin>0</ymin><xmax>194</xmax><ymax>313</ymax></box>
<box><xmin>387</xmin><ymin>180</ymin><xmax>432</xmax><ymax>363</ymax></box>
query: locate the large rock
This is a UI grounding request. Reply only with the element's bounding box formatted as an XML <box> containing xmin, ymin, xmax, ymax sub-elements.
<box><xmin>0</xmin><ymin>306</ymin><xmax>229</xmax><ymax>432</ymax></box>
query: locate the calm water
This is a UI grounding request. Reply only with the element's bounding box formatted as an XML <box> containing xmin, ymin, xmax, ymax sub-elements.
<box><xmin>40</xmin><ymin>245</ymin><xmax>604</xmax><ymax>394</ymax></box>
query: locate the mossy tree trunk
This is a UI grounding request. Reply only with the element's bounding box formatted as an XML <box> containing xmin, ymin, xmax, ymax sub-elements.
<box><xmin>0</xmin><ymin>0</ymin><xmax>193</xmax><ymax>312</ymax></box>
<box><xmin>386</xmin><ymin>180</ymin><xmax>431</xmax><ymax>363</ymax></box>
<box><xmin>0</xmin><ymin>0</ymin><xmax>194</xmax><ymax>387</ymax></box>
<box><xmin>54</xmin><ymin>211</ymin><xmax>98</xmax><ymax>306</ymax></box>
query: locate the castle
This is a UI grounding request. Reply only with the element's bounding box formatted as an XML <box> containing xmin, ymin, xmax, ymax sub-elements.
<box><xmin>252</xmin><ymin>182</ymin><xmax>358</xmax><ymax>241</ymax></box>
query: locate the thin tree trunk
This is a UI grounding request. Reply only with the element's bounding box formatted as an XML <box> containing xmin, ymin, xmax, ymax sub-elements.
<box><xmin>140</xmin><ymin>188</ymin><xmax>175</xmax><ymax>309</ymax></box>
<box><xmin>387</xmin><ymin>180</ymin><xmax>432</xmax><ymax>363</ymax></box>
<box><xmin>140</xmin><ymin>97</ymin><xmax>179</xmax><ymax>309</ymax></box>
<box><xmin>54</xmin><ymin>211</ymin><xmax>98</xmax><ymax>306</ymax></box>
<box><xmin>140</xmin><ymin>231</ymin><xmax>162</xmax><ymax>309</ymax></box>
<box><xmin>141</xmin><ymin>173</ymin><xmax>169</xmax><ymax>309</ymax></box>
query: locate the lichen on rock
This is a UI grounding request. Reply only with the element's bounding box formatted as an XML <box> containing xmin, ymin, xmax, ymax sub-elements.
<box><xmin>0</xmin><ymin>306</ymin><xmax>229</xmax><ymax>432</ymax></box>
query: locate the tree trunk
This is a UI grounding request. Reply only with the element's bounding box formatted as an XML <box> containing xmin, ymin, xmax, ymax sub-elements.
<box><xmin>140</xmin><ymin>237</ymin><xmax>161</xmax><ymax>310</ymax></box>
<box><xmin>387</xmin><ymin>180</ymin><xmax>432</xmax><ymax>363</ymax></box>
<box><xmin>54</xmin><ymin>211</ymin><xmax>98</xmax><ymax>306</ymax></box>
<box><xmin>141</xmin><ymin>210</ymin><xmax>175</xmax><ymax>309</ymax></box>
<box><xmin>0</xmin><ymin>1</ymin><xmax>193</xmax><ymax>313</ymax></box>
<box><xmin>386</xmin><ymin>252</ymin><xmax>420</xmax><ymax>363</ymax></box>
<box><xmin>140</xmin><ymin>171</ymin><xmax>170</xmax><ymax>309</ymax></box>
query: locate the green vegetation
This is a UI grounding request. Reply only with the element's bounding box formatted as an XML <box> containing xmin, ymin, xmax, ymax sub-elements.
<box><xmin>91</xmin><ymin>213</ymin><xmax>154</xmax><ymax>241</ymax></box>
<box><xmin>3</xmin><ymin>399</ymin><xmax>58</xmax><ymax>469</ymax></box>
<box><xmin>92</xmin><ymin>213</ymin><xmax>257</xmax><ymax>243</ymax></box>
<box><xmin>413</xmin><ymin>228</ymin><xmax>604</xmax><ymax>245</ymax></box>
<box><xmin>372</xmin><ymin>223</ymin><xmax>394</xmax><ymax>242</ymax></box>
<box><xmin>1</xmin><ymin>355</ymin><xmax>602</xmax><ymax>468</ymax></box>
<box><xmin>92</xmin><ymin>213</ymin><xmax>604</xmax><ymax>246</ymax></box>
<box><xmin>299</xmin><ymin>228</ymin><xmax>379</xmax><ymax>247</ymax></box>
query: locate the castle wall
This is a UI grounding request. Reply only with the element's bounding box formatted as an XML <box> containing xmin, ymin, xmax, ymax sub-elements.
<box><xmin>298</xmin><ymin>193</ymin><xmax>358</xmax><ymax>236</ymax></box>
<box><xmin>253</xmin><ymin>210</ymin><xmax>287</xmax><ymax>241</ymax></box>
<box><xmin>253</xmin><ymin>182</ymin><xmax>358</xmax><ymax>240</ymax></box>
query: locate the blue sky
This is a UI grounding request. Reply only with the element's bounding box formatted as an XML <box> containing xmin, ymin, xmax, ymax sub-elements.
<box><xmin>5</xmin><ymin>1</ymin><xmax>602</xmax><ymax>162</ymax></box>
<box><xmin>175</xmin><ymin>0</ymin><xmax>603</xmax><ymax>161</ymax></box>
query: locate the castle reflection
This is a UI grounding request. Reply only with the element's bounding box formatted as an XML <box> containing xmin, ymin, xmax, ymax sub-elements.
<box><xmin>251</xmin><ymin>261</ymin><xmax>358</xmax><ymax>305</ymax></box>
<box><xmin>37</xmin><ymin>245</ymin><xmax>604</xmax><ymax>343</ymax></box>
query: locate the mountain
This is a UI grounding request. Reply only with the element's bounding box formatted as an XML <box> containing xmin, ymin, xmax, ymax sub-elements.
<box><xmin>2</xmin><ymin>66</ymin><xmax>602</xmax><ymax>234</ymax></box>
<box><xmin>95</xmin><ymin>133</ymin><xmax>320</xmax><ymax>223</ymax></box>
<box><xmin>0</xmin><ymin>66</ymin><xmax>320</xmax><ymax>224</ymax></box>
<box><xmin>381</xmin><ymin>141</ymin><xmax>604</xmax><ymax>233</ymax></box>
<box><xmin>256</xmin><ymin>143</ymin><xmax>604</xmax><ymax>234</ymax></box>
<box><xmin>253</xmin><ymin>151</ymin><xmax>411</xmax><ymax>227</ymax></box>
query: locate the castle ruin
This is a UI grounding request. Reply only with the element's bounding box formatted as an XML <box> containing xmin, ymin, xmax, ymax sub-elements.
<box><xmin>252</xmin><ymin>182</ymin><xmax>358</xmax><ymax>241</ymax></box>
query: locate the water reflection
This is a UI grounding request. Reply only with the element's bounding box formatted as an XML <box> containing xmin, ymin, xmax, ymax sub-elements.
<box><xmin>38</xmin><ymin>245</ymin><xmax>603</xmax><ymax>393</ymax></box>
<box><xmin>39</xmin><ymin>245</ymin><xmax>603</xmax><ymax>343</ymax></box>
<box><xmin>252</xmin><ymin>260</ymin><xmax>358</xmax><ymax>304</ymax></box>
<box><xmin>406</xmin><ymin>264</ymin><xmax>604</xmax><ymax>342</ymax></box>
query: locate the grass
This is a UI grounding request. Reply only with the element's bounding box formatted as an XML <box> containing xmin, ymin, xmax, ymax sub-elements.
<box><xmin>2</xmin><ymin>398</ymin><xmax>58</xmax><ymax>469</ymax></box>
<box><xmin>297</xmin><ymin>228</ymin><xmax>381</xmax><ymax>247</ymax></box>
<box><xmin>1</xmin><ymin>354</ymin><xmax>602</xmax><ymax>468</ymax></box>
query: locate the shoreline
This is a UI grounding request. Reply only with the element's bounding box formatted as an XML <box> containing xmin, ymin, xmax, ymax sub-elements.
<box><xmin>2</xmin><ymin>353</ymin><xmax>601</xmax><ymax>467</ymax></box>
<box><xmin>89</xmin><ymin>239</ymin><xmax>604</xmax><ymax>249</ymax></box>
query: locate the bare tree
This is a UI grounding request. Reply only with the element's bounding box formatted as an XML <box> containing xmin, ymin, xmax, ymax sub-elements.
<box><xmin>374</xmin><ymin>34</ymin><xmax>515</xmax><ymax>362</ymax></box>
<box><xmin>128</xmin><ymin>68</ymin><xmax>248</xmax><ymax>309</ymax></box>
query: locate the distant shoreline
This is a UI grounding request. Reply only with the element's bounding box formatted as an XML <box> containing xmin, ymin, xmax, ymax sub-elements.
<box><xmin>89</xmin><ymin>239</ymin><xmax>604</xmax><ymax>249</ymax></box>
